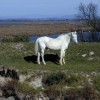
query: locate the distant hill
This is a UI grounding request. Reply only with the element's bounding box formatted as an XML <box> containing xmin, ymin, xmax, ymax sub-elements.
<box><xmin>0</xmin><ymin>14</ymin><xmax>76</xmax><ymax>20</ymax></box>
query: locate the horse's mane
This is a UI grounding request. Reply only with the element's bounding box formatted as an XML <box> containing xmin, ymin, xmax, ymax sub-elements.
<box><xmin>57</xmin><ymin>33</ymin><xmax>70</xmax><ymax>39</ymax></box>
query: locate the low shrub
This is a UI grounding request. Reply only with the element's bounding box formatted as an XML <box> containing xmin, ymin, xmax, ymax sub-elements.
<box><xmin>6</xmin><ymin>80</ymin><xmax>36</xmax><ymax>94</ymax></box>
<box><xmin>42</xmin><ymin>72</ymin><xmax>66</xmax><ymax>86</ymax></box>
<box><xmin>13</xmin><ymin>35</ymin><xmax>29</xmax><ymax>42</ymax></box>
<box><xmin>2</xmin><ymin>37</ymin><xmax>13</xmax><ymax>42</ymax></box>
<box><xmin>2</xmin><ymin>35</ymin><xmax>29</xmax><ymax>42</ymax></box>
<box><xmin>93</xmin><ymin>76</ymin><xmax>100</xmax><ymax>91</ymax></box>
<box><xmin>44</xmin><ymin>85</ymin><xmax>66</xmax><ymax>100</ymax></box>
<box><xmin>83</xmin><ymin>84</ymin><xmax>98</xmax><ymax>99</ymax></box>
<box><xmin>43</xmin><ymin>72</ymin><xmax>85</xmax><ymax>87</ymax></box>
<box><xmin>65</xmin><ymin>74</ymin><xmax>85</xmax><ymax>86</ymax></box>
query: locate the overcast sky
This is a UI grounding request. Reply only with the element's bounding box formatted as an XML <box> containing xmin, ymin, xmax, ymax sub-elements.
<box><xmin>0</xmin><ymin>0</ymin><xmax>100</xmax><ymax>19</ymax></box>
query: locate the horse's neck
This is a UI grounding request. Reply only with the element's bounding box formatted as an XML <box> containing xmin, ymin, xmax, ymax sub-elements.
<box><xmin>57</xmin><ymin>34</ymin><xmax>64</xmax><ymax>39</ymax></box>
<box><xmin>64</xmin><ymin>33</ymin><xmax>71</xmax><ymax>43</ymax></box>
<box><xmin>57</xmin><ymin>33</ymin><xmax>71</xmax><ymax>44</ymax></box>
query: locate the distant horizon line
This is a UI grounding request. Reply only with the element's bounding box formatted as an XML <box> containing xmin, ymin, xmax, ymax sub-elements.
<box><xmin>0</xmin><ymin>17</ymin><xmax>76</xmax><ymax>21</ymax></box>
<box><xmin>0</xmin><ymin>18</ymin><xmax>75</xmax><ymax>21</ymax></box>
<box><xmin>0</xmin><ymin>14</ymin><xmax>76</xmax><ymax>20</ymax></box>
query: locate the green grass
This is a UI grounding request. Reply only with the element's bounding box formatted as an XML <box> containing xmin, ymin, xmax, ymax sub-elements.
<box><xmin>7</xmin><ymin>80</ymin><xmax>37</xmax><ymax>94</ymax></box>
<box><xmin>0</xmin><ymin>42</ymin><xmax>100</xmax><ymax>98</ymax></box>
<box><xmin>93</xmin><ymin>76</ymin><xmax>100</xmax><ymax>91</ymax></box>
<box><xmin>0</xmin><ymin>42</ymin><xmax>100</xmax><ymax>73</ymax></box>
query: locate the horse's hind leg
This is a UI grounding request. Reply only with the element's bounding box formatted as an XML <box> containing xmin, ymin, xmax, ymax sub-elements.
<box><xmin>37</xmin><ymin>52</ymin><xmax>41</xmax><ymax>64</ymax></box>
<box><xmin>62</xmin><ymin>52</ymin><xmax>66</xmax><ymax>64</ymax></box>
<box><xmin>41</xmin><ymin>49</ymin><xmax>46</xmax><ymax>65</ymax></box>
<box><xmin>63</xmin><ymin>57</ymin><xmax>65</xmax><ymax>65</ymax></box>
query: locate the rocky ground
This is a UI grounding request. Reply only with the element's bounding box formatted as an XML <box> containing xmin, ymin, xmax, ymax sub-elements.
<box><xmin>0</xmin><ymin>67</ymin><xmax>48</xmax><ymax>100</ymax></box>
<box><xmin>0</xmin><ymin>66</ymin><xmax>100</xmax><ymax>100</ymax></box>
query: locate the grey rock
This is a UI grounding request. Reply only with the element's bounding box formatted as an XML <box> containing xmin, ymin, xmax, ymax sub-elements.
<box><xmin>0</xmin><ymin>97</ymin><xmax>6</xmax><ymax>100</ymax></box>
<box><xmin>0</xmin><ymin>89</ymin><xmax>3</xmax><ymax>97</ymax></box>
<box><xmin>7</xmin><ymin>96</ymin><xmax>15</xmax><ymax>100</ymax></box>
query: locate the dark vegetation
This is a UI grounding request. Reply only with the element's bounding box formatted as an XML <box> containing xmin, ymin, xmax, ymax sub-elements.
<box><xmin>1</xmin><ymin>71</ymin><xmax>100</xmax><ymax>100</ymax></box>
<box><xmin>77</xmin><ymin>2</ymin><xmax>100</xmax><ymax>31</ymax></box>
<box><xmin>0</xmin><ymin>66</ymin><xmax>19</xmax><ymax>80</ymax></box>
<box><xmin>2</xmin><ymin>35</ymin><xmax>29</xmax><ymax>42</ymax></box>
<box><xmin>43</xmin><ymin>72</ymin><xmax>66</xmax><ymax>86</ymax></box>
<box><xmin>43</xmin><ymin>72</ymin><xmax>99</xmax><ymax>99</ymax></box>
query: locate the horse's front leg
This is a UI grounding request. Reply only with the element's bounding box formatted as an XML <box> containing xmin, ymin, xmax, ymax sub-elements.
<box><xmin>62</xmin><ymin>57</ymin><xmax>65</xmax><ymax>65</ymax></box>
<box><xmin>60</xmin><ymin>49</ymin><xmax>66</xmax><ymax>65</ymax></box>
<box><xmin>59</xmin><ymin>58</ymin><xmax>62</xmax><ymax>65</ymax></box>
<box><xmin>60</xmin><ymin>50</ymin><xmax>64</xmax><ymax>65</ymax></box>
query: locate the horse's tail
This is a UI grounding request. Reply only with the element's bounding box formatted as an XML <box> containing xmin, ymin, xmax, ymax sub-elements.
<box><xmin>35</xmin><ymin>39</ymin><xmax>39</xmax><ymax>55</ymax></box>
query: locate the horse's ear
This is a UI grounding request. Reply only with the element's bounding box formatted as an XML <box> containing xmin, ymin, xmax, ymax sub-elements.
<box><xmin>72</xmin><ymin>31</ymin><xmax>77</xmax><ymax>35</ymax></box>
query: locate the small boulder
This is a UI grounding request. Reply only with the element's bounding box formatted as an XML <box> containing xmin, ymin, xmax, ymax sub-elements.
<box><xmin>89</xmin><ymin>51</ymin><xmax>94</xmax><ymax>56</ymax></box>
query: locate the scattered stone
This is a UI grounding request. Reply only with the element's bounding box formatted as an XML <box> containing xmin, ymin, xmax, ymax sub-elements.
<box><xmin>16</xmin><ymin>92</ymin><xmax>25</xmax><ymax>100</ymax></box>
<box><xmin>19</xmin><ymin>74</ymin><xmax>27</xmax><ymax>82</ymax></box>
<box><xmin>30</xmin><ymin>76</ymin><xmax>43</xmax><ymax>88</ymax></box>
<box><xmin>88</xmin><ymin>57</ymin><xmax>94</xmax><ymax>61</ymax></box>
<box><xmin>6</xmin><ymin>96</ymin><xmax>15</xmax><ymax>100</ymax></box>
<box><xmin>24</xmin><ymin>94</ymin><xmax>35</xmax><ymax>100</ymax></box>
<box><xmin>82</xmin><ymin>54</ymin><xmax>87</xmax><ymax>57</ymax></box>
<box><xmin>16</xmin><ymin>43</ymin><xmax>24</xmax><ymax>50</ymax></box>
<box><xmin>37</xmin><ymin>93</ymin><xmax>49</xmax><ymax>100</ymax></box>
<box><xmin>96</xmin><ymin>56</ymin><xmax>99</xmax><ymax>60</ymax></box>
<box><xmin>65</xmin><ymin>86</ymin><xmax>73</xmax><ymax>89</ymax></box>
<box><xmin>0</xmin><ymin>77</ymin><xmax>6</xmax><ymax>87</ymax></box>
<box><xmin>0</xmin><ymin>89</ymin><xmax>3</xmax><ymax>97</ymax></box>
<box><xmin>89</xmin><ymin>51</ymin><xmax>94</xmax><ymax>56</ymax></box>
<box><xmin>0</xmin><ymin>77</ymin><xmax>12</xmax><ymax>87</ymax></box>
<box><xmin>77</xmin><ymin>86</ymin><xmax>83</xmax><ymax>89</ymax></box>
<box><xmin>0</xmin><ymin>97</ymin><xmax>6</xmax><ymax>100</ymax></box>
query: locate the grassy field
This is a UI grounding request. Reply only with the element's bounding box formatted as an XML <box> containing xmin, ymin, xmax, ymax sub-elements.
<box><xmin>0</xmin><ymin>42</ymin><xmax>100</xmax><ymax>73</ymax></box>
<box><xmin>0</xmin><ymin>21</ymin><xmax>99</xmax><ymax>99</ymax></box>
<box><xmin>0</xmin><ymin>42</ymin><xmax>100</xmax><ymax>99</ymax></box>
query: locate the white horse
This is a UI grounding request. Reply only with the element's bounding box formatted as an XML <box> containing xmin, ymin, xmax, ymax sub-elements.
<box><xmin>35</xmin><ymin>31</ymin><xmax>78</xmax><ymax>65</ymax></box>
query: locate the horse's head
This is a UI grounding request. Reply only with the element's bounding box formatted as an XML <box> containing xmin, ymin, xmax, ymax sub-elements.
<box><xmin>71</xmin><ymin>31</ymin><xmax>78</xmax><ymax>44</ymax></box>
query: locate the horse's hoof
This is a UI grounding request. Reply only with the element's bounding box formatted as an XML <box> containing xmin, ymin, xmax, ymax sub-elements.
<box><xmin>60</xmin><ymin>63</ymin><xmax>63</xmax><ymax>65</ymax></box>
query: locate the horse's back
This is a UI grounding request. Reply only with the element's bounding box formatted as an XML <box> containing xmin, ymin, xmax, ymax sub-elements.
<box><xmin>36</xmin><ymin>36</ymin><xmax>50</xmax><ymax>43</ymax></box>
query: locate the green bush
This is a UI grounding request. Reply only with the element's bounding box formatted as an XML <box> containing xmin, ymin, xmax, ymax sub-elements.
<box><xmin>2</xmin><ymin>37</ymin><xmax>13</xmax><ymax>42</ymax></box>
<box><xmin>44</xmin><ymin>85</ymin><xmax>66</xmax><ymax>99</ymax></box>
<box><xmin>13</xmin><ymin>35</ymin><xmax>29</xmax><ymax>42</ymax></box>
<box><xmin>83</xmin><ymin>84</ymin><xmax>98</xmax><ymax>99</ymax></box>
<box><xmin>43</xmin><ymin>72</ymin><xmax>66</xmax><ymax>86</ymax></box>
<box><xmin>43</xmin><ymin>72</ymin><xmax>85</xmax><ymax>87</ymax></box>
<box><xmin>6</xmin><ymin>80</ymin><xmax>36</xmax><ymax>94</ymax></box>
<box><xmin>93</xmin><ymin>76</ymin><xmax>100</xmax><ymax>91</ymax></box>
<box><xmin>65</xmin><ymin>74</ymin><xmax>84</xmax><ymax>86</ymax></box>
<box><xmin>2</xmin><ymin>35</ymin><xmax>29</xmax><ymax>42</ymax></box>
